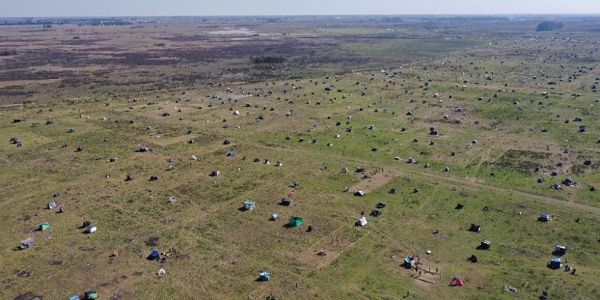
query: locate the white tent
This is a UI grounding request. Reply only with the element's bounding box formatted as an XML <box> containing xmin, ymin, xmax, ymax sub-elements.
<box><xmin>356</xmin><ymin>217</ymin><xmax>368</xmax><ymax>227</ymax></box>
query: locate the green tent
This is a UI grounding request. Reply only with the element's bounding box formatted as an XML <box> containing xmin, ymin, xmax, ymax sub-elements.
<box><xmin>289</xmin><ymin>216</ymin><xmax>303</xmax><ymax>227</ymax></box>
<box><xmin>39</xmin><ymin>223</ymin><xmax>50</xmax><ymax>231</ymax></box>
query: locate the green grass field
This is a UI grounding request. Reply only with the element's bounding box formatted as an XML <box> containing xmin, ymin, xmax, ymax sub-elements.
<box><xmin>1</xmin><ymin>16</ymin><xmax>599</xmax><ymax>300</ymax></box>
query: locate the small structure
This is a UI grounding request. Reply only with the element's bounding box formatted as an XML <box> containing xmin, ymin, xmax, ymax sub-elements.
<box><xmin>479</xmin><ymin>240</ymin><xmax>491</xmax><ymax>250</ymax></box>
<box><xmin>243</xmin><ymin>200</ymin><xmax>256</xmax><ymax>211</ymax></box>
<box><xmin>403</xmin><ymin>258</ymin><xmax>413</xmax><ymax>269</ymax></box>
<box><xmin>356</xmin><ymin>216</ymin><xmax>368</xmax><ymax>227</ymax></box>
<box><xmin>281</xmin><ymin>197</ymin><xmax>293</xmax><ymax>206</ymax></box>
<box><xmin>539</xmin><ymin>213</ymin><xmax>552</xmax><ymax>222</ymax></box>
<box><xmin>39</xmin><ymin>223</ymin><xmax>50</xmax><ymax>231</ymax></box>
<box><xmin>548</xmin><ymin>257</ymin><xmax>562</xmax><ymax>269</ymax></box>
<box><xmin>554</xmin><ymin>245</ymin><xmax>567</xmax><ymax>256</ymax></box>
<box><xmin>85</xmin><ymin>224</ymin><xmax>97</xmax><ymax>234</ymax></box>
<box><xmin>148</xmin><ymin>248</ymin><xmax>160</xmax><ymax>260</ymax></box>
<box><xmin>468</xmin><ymin>224</ymin><xmax>481</xmax><ymax>233</ymax></box>
<box><xmin>258</xmin><ymin>271</ymin><xmax>270</xmax><ymax>282</ymax></box>
<box><xmin>289</xmin><ymin>216</ymin><xmax>304</xmax><ymax>227</ymax></box>
<box><xmin>84</xmin><ymin>290</ymin><xmax>98</xmax><ymax>300</ymax></box>
<box><xmin>354</xmin><ymin>190</ymin><xmax>366</xmax><ymax>197</ymax></box>
<box><xmin>19</xmin><ymin>237</ymin><xmax>35</xmax><ymax>250</ymax></box>
<box><xmin>137</xmin><ymin>145</ymin><xmax>150</xmax><ymax>152</ymax></box>
<box><xmin>450</xmin><ymin>277</ymin><xmax>465</xmax><ymax>287</ymax></box>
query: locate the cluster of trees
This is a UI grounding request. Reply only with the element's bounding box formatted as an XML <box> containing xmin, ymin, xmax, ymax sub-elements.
<box><xmin>536</xmin><ymin>21</ymin><xmax>564</xmax><ymax>32</ymax></box>
<box><xmin>0</xmin><ymin>50</ymin><xmax>17</xmax><ymax>56</ymax></box>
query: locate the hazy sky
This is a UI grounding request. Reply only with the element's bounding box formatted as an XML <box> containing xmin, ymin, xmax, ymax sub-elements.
<box><xmin>3</xmin><ymin>0</ymin><xmax>600</xmax><ymax>17</ymax></box>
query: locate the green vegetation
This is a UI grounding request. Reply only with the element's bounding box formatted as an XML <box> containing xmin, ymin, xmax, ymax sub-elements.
<box><xmin>0</xmin><ymin>15</ymin><xmax>599</xmax><ymax>300</ymax></box>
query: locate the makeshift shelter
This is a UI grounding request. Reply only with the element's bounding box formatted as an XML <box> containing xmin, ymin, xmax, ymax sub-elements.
<box><xmin>85</xmin><ymin>224</ymin><xmax>97</xmax><ymax>234</ymax></box>
<box><xmin>539</xmin><ymin>213</ymin><xmax>552</xmax><ymax>222</ymax></box>
<box><xmin>19</xmin><ymin>237</ymin><xmax>35</xmax><ymax>250</ymax></box>
<box><xmin>84</xmin><ymin>290</ymin><xmax>98</xmax><ymax>300</ymax></box>
<box><xmin>210</xmin><ymin>170</ymin><xmax>221</xmax><ymax>177</ymax></box>
<box><xmin>271</xmin><ymin>213</ymin><xmax>279</xmax><ymax>221</ymax></box>
<box><xmin>554</xmin><ymin>245</ymin><xmax>567</xmax><ymax>256</ymax></box>
<box><xmin>356</xmin><ymin>216</ymin><xmax>368</xmax><ymax>227</ymax></box>
<box><xmin>289</xmin><ymin>216</ymin><xmax>304</xmax><ymax>227</ymax></box>
<box><xmin>450</xmin><ymin>277</ymin><xmax>465</xmax><ymax>287</ymax></box>
<box><xmin>281</xmin><ymin>197</ymin><xmax>293</xmax><ymax>206</ymax></box>
<box><xmin>226</xmin><ymin>150</ymin><xmax>237</xmax><ymax>157</ymax></box>
<box><xmin>376</xmin><ymin>202</ymin><xmax>386</xmax><ymax>209</ymax></box>
<box><xmin>479</xmin><ymin>240</ymin><xmax>491</xmax><ymax>250</ymax></box>
<box><xmin>370</xmin><ymin>210</ymin><xmax>382</xmax><ymax>217</ymax></box>
<box><xmin>69</xmin><ymin>295</ymin><xmax>80</xmax><ymax>300</ymax></box>
<box><xmin>468</xmin><ymin>255</ymin><xmax>478</xmax><ymax>263</ymax></box>
<box><xmin>548</xmin><ymin>257</ymin><xmax>562</xmax><ymax>269</ymax></box>
<box><xmin>48</xmin><ymin>202</ymin><xmax>58</xmax><ymax>210</ymax></box>
<box><xmin>403</xmin><ymin>258</ymin><xmax>413</xmax><ymax>269</ymax></box>
<box><xmin>148</xmin><ymin>248</ymin><xmax>160</xmax><ymax>260</ymax></box>
<box><xmin>243</xmin><ymin>200</ymin><xmax>256</xmax><ymax>211</ymax></box>
<box><xmin>469</xmin><ymin>224</ymin><xmax>481</xmax><ymax>233</ymax></box>
<box><xmin>354</xmin><ymin>190</ymin><xmax>366</xmax><ymax>197</ymax></box>
<box><xmin>39</xmin><ymin>223</ymin><xmax>50</xmax><ymax>231</ymax></box>
<box><xmin>258</xmin><ymin>271</ymin><xmax>270</xmax><ymax>282</ymax></box>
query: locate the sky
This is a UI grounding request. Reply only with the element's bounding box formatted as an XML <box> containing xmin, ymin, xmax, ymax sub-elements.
<box><xmin>2</xmin><ymin>0</ymin><xmax>600</xmax><ymax>18</ymax></box>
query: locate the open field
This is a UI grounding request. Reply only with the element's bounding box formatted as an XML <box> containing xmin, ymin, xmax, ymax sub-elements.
<box><xmin>1</xmin><ymin>15</ymin><xmax>599</xmax><ymax>299</ymax></box>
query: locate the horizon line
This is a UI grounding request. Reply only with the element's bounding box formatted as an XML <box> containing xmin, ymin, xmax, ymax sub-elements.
<box><xmin>2</xmin><ymin>13</ymin><xmax>600</xmax><ymax>19</ymax></box>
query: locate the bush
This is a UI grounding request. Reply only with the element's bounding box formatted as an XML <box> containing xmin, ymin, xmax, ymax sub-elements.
<box><xmin>251</xmin><ymin>56</ymin><xmax>286</xmax><ymax>64</ymax></box>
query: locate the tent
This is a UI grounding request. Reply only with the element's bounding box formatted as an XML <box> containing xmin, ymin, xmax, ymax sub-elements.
<box><xmin>84</xmin><ymin>290</ymin><xmax>98</xmax><ymax>300</ymax></box>
<box><xmin>48</xmin><ymin>202</ymin><xmax>57</xmax><ymax>210</ymax></box>
<box><xmin>226</xmin><ymin>150</ymin><xmax>237</xmax><ymax>157</ymax></box>
<box><xmin>19</xmin><ymin>237</ymin><xmax>35</xmax><ymax>250</ymax></box>
<box><xmin>469</xmin><ymin>224</ymin><xmax>481</xmax><ymax>233</ymax></box>
<box><xmin>281</xmin><ymin>197</ymin><xmax>293</xmax><ymax>206</ymax></box>
<box><xmin>258</xmin><ymin>271</ymin><xmax>270</xmax><ymax>282</ymax></box>
<box><xmin>376</xmin><ymin>202</ymin><xmax>386</xmax><ymax>209</ymax></box>
<box><xmin>479</xmin><ymin>240</ymin><xmax>491</xmax><ymax>250</ymax></box>
<box><xmin>148</xmin><ymin>248</ymin><xmax>160</xmax><ymax>260</ymax></box>
<box><xmin>356</xmin><ymin>217</ymin><xmax>368</xmax><ymax>227</ymax></box>
<box><xmin>354</xmin><ymin>190</ymin><xmax>366</xmax><ymax>197</ymax></box>
<box><xmin>243</xmin><ymin>200</ymin><xmax>255</xmax><ymax>211</ymax></box>
<box><xmin>554</xmin><ymin>245</ymin><xmax>567</xmax><ymax>256</ymax></box>
<box><xmin>85</xmin><ymin>224</ymin><xmax>97</xmax><ymax>234</ymax></box>
<box><xmin>39</xmin><ymin>223</ymin><xmax>50</xmax><ymax>231</ymax></box>
<box><xmin>69</xmin><ymin>295</ymin><xmax>80</xmax><ymax>300</ymax></box>
<box><xmin>450</xmin><ymin>277</ymin><xmax>465</xmax><ymax>287</ymax></box>
<box><xmin>548</xmin><ymin>257</ymin><xmax>562</xmax><ymax>269</ymax></box>
<box><xmin>468</xmin><ymin>255</ymin><xmax>478</xmax><ymax>263</ymax></box>
<box><xmin>403</xmin><ymin>258</ymin><xmax>413</xmax><ymax>269</ymax></box>
<box><xmin>370</xmin><ymin>210</ymin><xmax>382</xmax><ymax>217</ymax></box>
<box><xmin>539</xmin><ymin>213</ymin><xmax>552</xmax><ymax>222</ymax></box>
<box><xmin>289</xmin><ymin>216</ymin><xmax>304</xmax><ymax>227</ymax></box>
